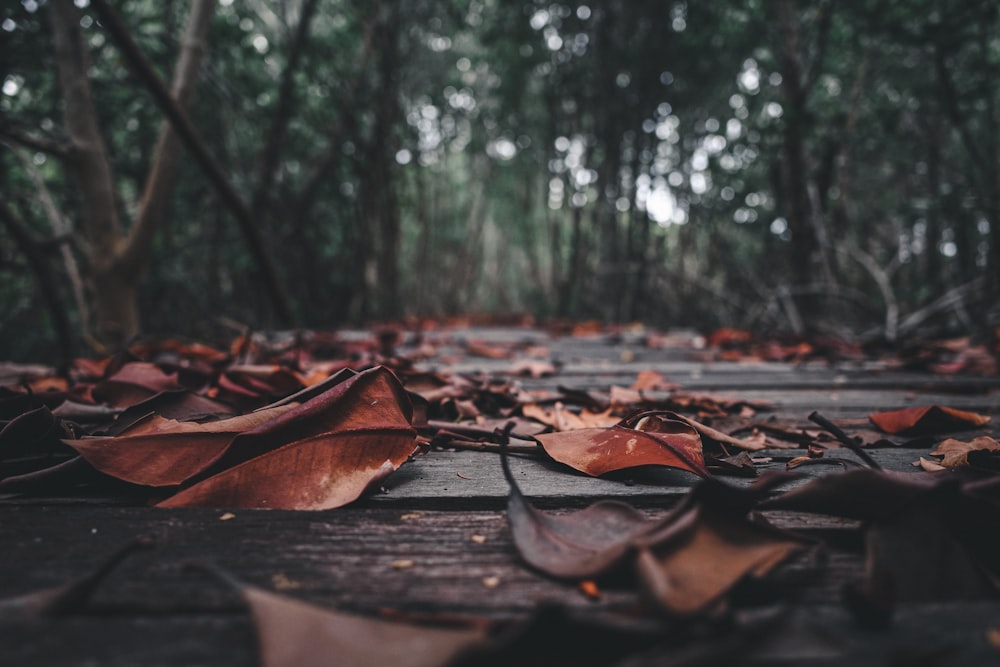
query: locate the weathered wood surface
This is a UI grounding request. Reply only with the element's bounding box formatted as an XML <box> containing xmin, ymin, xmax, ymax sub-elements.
<box><xmin>2</xmin><ymin>327</ymin><xmax>999</xmax><ymax>666</ymax></box>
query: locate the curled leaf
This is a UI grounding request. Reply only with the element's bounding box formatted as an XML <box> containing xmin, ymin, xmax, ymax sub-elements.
<box><xmin>927</xmin><ymin>436</ymin><xmax>1000</xmax><ymax>469</ymax></box>
<box><xmin>63</xmin><ymin>405</ymin><xmax>297</xmax><ymax>487</ymax></box>
<box><xmin>203</xmin><ymin>565</ymin><xmax>488</xmax><ymax>667</ymax></box>
<box><xmin>869</xmin><ymin>406</ymin><xmax>990</xmax><ymax>435</ymax></box>
<box><xmin>158</xmin><ymin>367</ymin><xmax>418</xmax><ymax>509</ymax></box>
<box><xmin>501</xmin><ymin>438</ymin><xmax>657</xmax><ymax>579</ymax></box>
<box><xmin>534</xmin><ymin>411</ymin><xmax>707</xmax><ymax>478</ymax></box>
<box><xmin>634</xmin><ymin>475</ymin><xmax>810</xmax><ymax>617</ymax></box>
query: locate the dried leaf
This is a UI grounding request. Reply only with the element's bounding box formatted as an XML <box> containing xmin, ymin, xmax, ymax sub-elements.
<box><xmin>62</xmin><ymin>404</ymin><xmax>297</xmax><ymax>487</ymax></box>
<box><xmin>869</xmin><ymin>405</ymin><xmax>991</xmax><ymax>435</ymax></box>
<box><xmin>635</xmin><ymin>476</ymin><xmax>809</xmax><ymax>616</ymax></box>
<box><xmin>927</xmin><ymin>436</ymin><xmax>1000</xmax><ymax>468</ymax></box>
<box><xmin>763</xmin><ymin>468</ymin><xmax>1000</xmax><ymax>622</ymax></box>
<box><xmin>534</xmin><ymin>412</ymin><xmax>707</xmax><ymax>478</ymax></box>
<box><xmin>158</xmin><ymin>367</ymin><xmax>417</xmax><ymax>509</ymax></box>
<box><xmin>521</xmin><ymin>403</ymin><xmax>618</xmax><ymax>431</ymax></box>
<box><xmin>92</xmin><ymin>362</ymin><xmax>183</xmax><ymax>408</ymax></box>
<box><xmin>210</xmin><ymin>568</ymin><xmax>487</xmax><ymax>667</ymax></box>
<box><xmin>501</xmin><ymin>440</ymin><xmax>658</xmax><ymax>579</ymax></box>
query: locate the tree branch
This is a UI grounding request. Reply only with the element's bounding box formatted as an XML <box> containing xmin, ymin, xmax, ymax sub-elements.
<box><xmin>0</xmin><ymin>196</ymin><xmax>75</xmax><ymax>362</ymax></box>
<box><xmin>87</xmin><ymin>0</ymin><xmax>294</xmax><ymax>325</ymax></box>
<box><xmin>250</xmin><ymin>0</ymin><xmax>320</xmax><ymax>214</ymax></box>
<box><xmin>0</xmin><ymin>126</ymin><xmax>71</xmax><ymax>158</ymax></box>
<box><xmin>120</xmin><ymin>0</ymin><xmax>215</xmax><ymax>277</ymax></box>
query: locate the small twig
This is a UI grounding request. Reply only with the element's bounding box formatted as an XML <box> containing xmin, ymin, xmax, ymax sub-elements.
<box><xmin>431</xmin><ymin>437</ymin><xmax>540</xmax><ymax>456</ymax></box>
<box><xmin>808</xmin><ymin>411</ymin><xmax>882</xmax><ymax>470</ymax></box>
<box><xmin>420</xmin><ymin>420</ymin><xmax>539</xmax><ymax>443</ymax></box>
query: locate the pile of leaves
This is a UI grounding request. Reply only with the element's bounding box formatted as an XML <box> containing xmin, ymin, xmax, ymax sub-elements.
<box><xmin>2</xmin><ymin>326</ymin><xmax>999</xmax><ymax>665</ymax></box>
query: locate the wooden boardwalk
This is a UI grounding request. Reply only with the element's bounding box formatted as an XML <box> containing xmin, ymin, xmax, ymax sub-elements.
<box><xmin>2</xmin><ymin>327</ymin><xmax>999</xmax><ymax>665</ymax></box>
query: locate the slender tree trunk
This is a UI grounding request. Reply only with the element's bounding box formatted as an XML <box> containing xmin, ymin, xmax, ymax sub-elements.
<box><xmin>50</xmin><ymin>0</ymin><xmax>132</xmax><ymax>346</ymax></box>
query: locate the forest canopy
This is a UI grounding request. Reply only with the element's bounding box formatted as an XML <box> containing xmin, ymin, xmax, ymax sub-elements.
<box><xmin>1</xmin><ymin>0</ymin><xmax>998</xmax><ymax>360</ymax></box>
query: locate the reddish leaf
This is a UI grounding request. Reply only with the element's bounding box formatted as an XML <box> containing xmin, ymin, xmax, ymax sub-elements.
<box><xmin>92</xmin><ymin>362</ymin><xmax>183</xmax><ymax>408</ymax></box>
<box><xmin>211</xmin><ymin>568</ymin><xmax>488</xmax><ymax>667</ymax></box>
<box><xmin>63</xmin><ymin>405</ymin><xmax>297</xmax><ymax>487</ymax></box>
<box><xmin>501</xmin><ymin>439</ymin><xmax>658</xmax><ymax>579</ymax></box>
<box><xmin>534</xmin><ymin>412</ymin><xmax>707</xmax><ymax>478</ymax></box>
<box><xmin>869</xmin><ymin>405</ymin><xmax>991</xmax><ymax>435</ymax></box>
<box><xmin>157</xmin><ymin>367</ymin><xmax>418</xmax><ymax>509</ymax></box>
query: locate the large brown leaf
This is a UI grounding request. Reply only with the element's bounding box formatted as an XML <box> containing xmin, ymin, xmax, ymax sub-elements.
<box><xmin>501</xmin><ymin>440</ymin><xmax>657</xmax><ymax>579</ymax></box>
<box><xmin>211</xmin><ymin>568</ymin><xmax>487</xmax><ymax>667</ymax></box>
<box><xmin>635</xmin><ymin>476</ymin><xmax>810</xmax><ymax>617</ymax></box>
<box><xmin>62</xmin><ymin>405</ymin><xmax>297</xmax><ymax>487</ymax></box>
<box><xmin>158</xmin><ymin>366</ymin><xmax>418</xmax><ymax>509</ymax></box>
<box><xmin>762</xmin><ymin>468</ymin><xmax>1000</xmax><ymax>624</ymax></box>
<box><xmin>868</xmin><ymin>405</ymin><xmax>991</xmax><ymax>435</ymax></box>
<box><xmin>534</xmin><ymin>411</ymin><xmax>707</xmax><ymax>478</ymax></box>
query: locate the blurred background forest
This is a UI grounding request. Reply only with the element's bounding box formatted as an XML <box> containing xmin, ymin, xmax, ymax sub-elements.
<box><xmin>1</xmin><ymin>0</ymin><xmax>998</xmax><ymax>361</ymax></box>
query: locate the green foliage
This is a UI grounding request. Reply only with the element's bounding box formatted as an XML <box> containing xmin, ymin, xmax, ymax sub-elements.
<box><xmin>1</xmin><ymin>0</ymin><xmax>998</xmax><ymax>359</ymax></box>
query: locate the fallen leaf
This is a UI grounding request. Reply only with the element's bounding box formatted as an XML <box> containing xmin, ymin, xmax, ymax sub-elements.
<box><xmin>869</xmin><ymin>405</ymin><xmax>991</xmax><ymax>435</ymax></box>
<box><xmin>501</xmin><ymin>439</ymin><xmax>659</xmax><ymax>579</ymax></box>
<box><xmin>634</xmin><ymin>475</ymin><xmax>810</xmax><ymax>617</ymax></box>
<box><xmin>763</xmin><ymin>468</ymin><xmax>1000</xmax><ymax>623</ymax></box>
<box><xmin>534</xmin><ymin>412</ymin><xmax>707</xmax><ymax>478</ymax></box>
<box><xmin>508</xmin><ymin>359</ymin><xmax>556</xmax><ymax>378</ymax></box>
<box><xmin>209</xmin><ymin>567</ymin><xmax>488</xmax><ymax>667</ymax></box>
<box><xmin>64</xmin><ymin>404</ymin><xmax>297</xmax><ymax>487</ymax></box>
<box><xmin>520</xmin><ymin>402</ymin><xmax>618</xmax><ymax>431</ymax></box>
<box><xmin>926</xmin><ymin>436</ymin><xmax>1000</xmax><ymax>468</ymax></box>
<box><xmin>92</xmin><ymin>362</ymin><xmax>183</xmax><ymax>408</ymax></box>
<box><xmin>157</xmin><ymin>367</ymin><xmax>418</xmax><ymax>509</ymax></box>
<box><xmin>632</xmin><ymin>370</ymin><xmax>674</xmax><ymax>391</ymax></box>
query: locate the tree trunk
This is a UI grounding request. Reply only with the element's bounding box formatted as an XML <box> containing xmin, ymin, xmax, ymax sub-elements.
<box><xmin>49</xmin><ymin>0</ymin><xmax>132</xmax><ymax>347</ymax></box>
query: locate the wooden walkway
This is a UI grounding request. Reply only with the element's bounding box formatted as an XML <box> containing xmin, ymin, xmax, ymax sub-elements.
<box><xmin>2</xmin><ymin>327</ymin><xmax>999</xmax><ymax>665</ymax></box>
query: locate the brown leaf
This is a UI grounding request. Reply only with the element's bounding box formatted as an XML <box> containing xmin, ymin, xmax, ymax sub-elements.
<box><xmin>631</xmin><ymin>370</ymin><xmax>676</xmax><ymax>391</ymax></box>
<box><xmin>927</xmin><ymin>436</ymin><xmax>1000</xmax><ymax>468</ymax></box>
<box><xmin>63</xmin><ymin>405</ymin><xmax>298</xmax><ymax>487</ymax></box>
<box><xmin>500</xmin><ymin>440</ymin><xmax>658</xmax><ymax>579</ymax></box>
<box><xmin>211</xmin><ymin>568</ymin><xmax>487</xmax><ymax>667</ymax></box>
<box><xmin>869</xmin><ymin>405</ymin><xmax>991</xmax><ymax>435</ymax></box>
<box><xmin>508</xmin><ymin>359</ymin><xmax>557</xmax><ymax>378</ymax></box>
<box><xmin>157</xmin><ymin>367</ymin><xmax>418</xmax><ymax>509</ymax></box>
<box><xmin>92</xmin><ymin>362</ymin><xmax>183</xmax><ymax>408</ymax></box>
<box><xmin>635</xmin><ymin>476</ymin><xmax>810</xmax><ymax>616</ymax></box>
<box><xmin>763</xmin><ymin>468</ymin><xmax>1000</xmax><ymax>623</ymax></box>
<box><xmin>534</xmin><ymin>411</ymin><xmax>707</xmax><ymax>478</ymax></box>
<box><xmin>520</xmin><ymin>402</ymin><xmax>618</xmax><ymax>431</ymax></box>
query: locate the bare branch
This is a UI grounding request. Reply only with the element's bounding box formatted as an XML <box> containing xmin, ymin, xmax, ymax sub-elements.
<box><xmin>0</xmin><ymin>126</ymin><xmax>71</xmax><ymax>158</ymax></box>
<box><xmin>120</xmin><ymin>0</ymin><xmax>215</xmax><ymax>277</ymax></box>
<box><xmin>87</xmin><ymin>0</ymin><xmax>294</xmax><ymax>325</ymax></box>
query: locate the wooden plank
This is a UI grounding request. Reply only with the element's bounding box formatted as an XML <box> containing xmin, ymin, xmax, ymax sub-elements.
<box><xmin>0</xmin><ymin>444</ymin><xmax>947</xmax><ymax>510</ymax></box>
